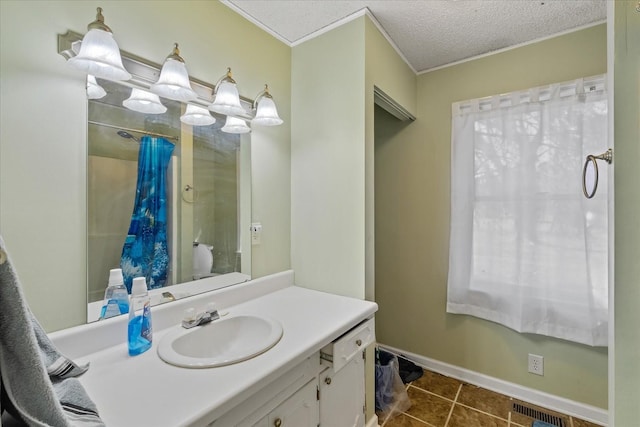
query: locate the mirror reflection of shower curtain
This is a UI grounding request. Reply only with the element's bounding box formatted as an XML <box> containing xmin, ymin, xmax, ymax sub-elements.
<box><xmin>121</xmin><ymin>136</ymin><xmax>175</xmax><ymax>292</ymax></box>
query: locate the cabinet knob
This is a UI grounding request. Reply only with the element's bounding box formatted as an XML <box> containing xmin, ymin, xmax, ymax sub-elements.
<box><xmin>356</xmin><ymin>339</ymin><xmax>362</xmax><ymax>346</ymax></box>
<box><xmin>274</xmin><ymin>418</ymin><xmax>282</xmax><ymax>427</ymax></box>
<box><xmin>324</xmin><ymin>376</ymin><xmax>332</xmax><ymax>385</ymax></box>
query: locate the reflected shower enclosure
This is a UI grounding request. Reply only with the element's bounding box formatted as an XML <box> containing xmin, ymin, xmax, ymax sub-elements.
<box><xmin>87</xmin><ymin>79</ymin><xmax>243</xmax><ymax>303</ymax></box>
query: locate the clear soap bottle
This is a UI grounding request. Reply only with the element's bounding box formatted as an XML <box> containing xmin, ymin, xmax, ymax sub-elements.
<box><xmin>128</xmin><ymin>277</ymin><xmax>153</xmax><ymax>356</ymax></box>
<box><xmin>99</xmin><ymin>268</ymin><xmax>130</xmax><ymax>320</ymax></box>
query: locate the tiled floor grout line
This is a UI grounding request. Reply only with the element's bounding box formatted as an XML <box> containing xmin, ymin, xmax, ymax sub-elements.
<box><xmin>402</xmin><ymin>411</ymin><xmax>435</xmax><ymax>426</ymax></box>
<box><xmin>379</xmin><ymin>388</ymin><xmax>436</xmax><ymax>427</ymax></box>
<box><xmin>408</xmin><ymin>384</ymin><xmax>457</xmax><ymax>403</ymax></box>
<box><xmin>380</xmin><ymin>398</ymin><xmax>401</xmax><ymax>427</ymax></box>
<box><xmin>409</xmin><ymin>382</ymin><xmax>510</xmax><ymax>425</ymax></box>
<box><xmin>443</xmin><ymin>383</ymin><xmax>463</xmax><ymax>427</ymax></box>
<box><xmin>455</xmin><ymin>401</ymin><xmax>510</xmax><ymax>422</ymax></box>
<box><xmin>380</xmin><ymin>382</ymin><xmax>412</xmax><ymax>427</ymax></box>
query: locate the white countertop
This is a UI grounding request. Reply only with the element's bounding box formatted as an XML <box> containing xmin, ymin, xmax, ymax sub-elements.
<box><xmin>63</xmin><ymin>272</ymin><xmax>377</xmax><ymax>427</ymax></box>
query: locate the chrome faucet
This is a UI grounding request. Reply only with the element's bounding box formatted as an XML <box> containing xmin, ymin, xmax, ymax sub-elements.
<box><xmin>181</xmin><ymin>303</ymin><xmax>220</xmax><ymax>329</ymax></box>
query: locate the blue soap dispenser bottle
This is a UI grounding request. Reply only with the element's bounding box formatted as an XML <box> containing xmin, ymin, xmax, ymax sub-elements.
<box><xmin>128</xmin><ymin>277</ymin><xmax>152</xmax><ymax>356</ymax></box>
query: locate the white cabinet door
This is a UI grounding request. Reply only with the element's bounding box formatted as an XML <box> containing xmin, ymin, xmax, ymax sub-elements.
<box><xmin>267</xmin><ymin>380</ymin><xmax>319</xmax><ymax>427</ymax></box>
<box><xmin>319</xmin><ymin>352</ymin><xmax>365</xmax><ymax>427</ymax></box>
<box><xmin>210</xmin><ymin>356</ymin><xmax>318</xmax><ymax>427</ymax></box>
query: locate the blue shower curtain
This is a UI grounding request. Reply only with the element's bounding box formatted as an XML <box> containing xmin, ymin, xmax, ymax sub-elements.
<box><xmin>121</xmin><ymin>136</ymin><xmax>174</xmax><ymax>292</ymax></box>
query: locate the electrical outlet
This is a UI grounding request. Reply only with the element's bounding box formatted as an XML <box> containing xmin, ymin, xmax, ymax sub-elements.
<box><xmin>250</xmin><ymin>223</ymin><xmax>262</xmax><ymax>245</ymax></box>
<box><xmin>528</xmin><ymin>354</ymin><xmax>544</xmax><ymax>376</ymax></box>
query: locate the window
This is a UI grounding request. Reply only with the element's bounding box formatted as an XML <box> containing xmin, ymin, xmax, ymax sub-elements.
<box><xmin>447</xmin><ymin>77</ymin><xmax>608</xmax><ymax>346</ymax></box>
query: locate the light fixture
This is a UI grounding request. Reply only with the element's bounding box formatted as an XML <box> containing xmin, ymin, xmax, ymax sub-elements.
<box><xmin>251</xmin><ymin>84</ymin><xmax>283</xmax><ymax>126</ymax></box>
<box><xmin>86</xmin><ymin>75</ymin><xmax>106</xmax><ymax>99</ymax></box>
<box><xmin>221</xmin><ymin>116</ymin><xmax>251</xmax><ymax>134</ymax></box>
<box><xmin>150</xmin><ymin>43</ymin><xmax>197</xmax><ymax>102</ymax></box>
<box><xmin>123</xmin><ymin>88</ymin><xmax>167</xmax><ymax>114</ymax></box>
<box><xmin>209</xmin><ymin>68</ymin><xmax>245</xmax><ymax>116</ymax></box>
<box><xmin>180</xmin><ymin>104</ymin><xmax>216</xmax><ymax>126</ymax></box>
<box><xmin>67</xmin><ymin>7</ymin><xmax>131</xmax><ymax>81</ymax></box>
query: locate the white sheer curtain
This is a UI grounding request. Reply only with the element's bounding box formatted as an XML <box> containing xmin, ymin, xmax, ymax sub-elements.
<box><xmin>447</xmin><ymin>76</ymin><xmax>609</xmax><ymax>346</ymax></box>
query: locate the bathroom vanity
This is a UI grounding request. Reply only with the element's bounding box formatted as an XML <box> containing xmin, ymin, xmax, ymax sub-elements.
<box><xmin>50</xmin><ymin>271</ymin><xmax>378</xmax><ymax>427</ymax></box>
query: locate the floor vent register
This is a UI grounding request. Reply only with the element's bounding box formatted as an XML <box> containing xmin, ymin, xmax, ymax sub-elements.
<box><xmin>511</xmin><ymin>402</ymin><xmax>567</xmax><ymax>427</ymax></box>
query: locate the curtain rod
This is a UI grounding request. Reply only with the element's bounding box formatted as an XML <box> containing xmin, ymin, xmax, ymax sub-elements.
<box><xmin>452</xmin><ymin>74</ymin><xmax>606</xmax><ymax>114</ymax></box>
<box><xmin>88</xmin><ymin>120</ymin><xmax>179</xmax><ymax>142</ymax></box>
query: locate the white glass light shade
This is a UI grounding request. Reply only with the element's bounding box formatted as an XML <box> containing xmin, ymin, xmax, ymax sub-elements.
<box><xmin>86</xmin><ymin>75</ymin><xmax>106</xmax><ymax>99</ymax></box>
<box><xmin>221</xmin><ymin>116</ymin><xmax>251</xmax><ymax>134</ymax></box>
<box><xmin>252</xmin><ymin>97</ymin><xmax>283</xmax><ymax>126</ymax></box>
<box><xmin>123</xmin><ymin>88</ymin><xmax>167</xmax><ymax>114</ymax></box>
<box><xmin>180</xmin><ymin>104</ymin><xmax>216</xmax><ymax>126</ymax></box>
<box><xmin>150</xmin><ymin>59</ymin><xmax>197</xmax><ymax>102</ymax></box>
<box><xmin>68</xmin><ymin>28</ymin><xmax>131</xmax><ymax>81</ymax></box>
<box><xmin>209</xmin><ymin>81</ymin><xmax>245</xmax><ymax>116</ymax></box>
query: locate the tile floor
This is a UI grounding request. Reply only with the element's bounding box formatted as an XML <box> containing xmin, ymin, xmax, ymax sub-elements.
<box><xmin>378</xmin><ymin>369</ymin><xmax>602</xmax><ymax>427</ymax></box>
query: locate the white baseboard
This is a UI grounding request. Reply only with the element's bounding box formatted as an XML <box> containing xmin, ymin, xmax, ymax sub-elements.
<box><xmin>365</xmin><ymin>414</ymin><xmax>379</xmax><ymax>427</ymax></box>
<box><xmin>378</xmin><ymin>343</ymin><xmax>608</xmax><ymax>426</ymax></box>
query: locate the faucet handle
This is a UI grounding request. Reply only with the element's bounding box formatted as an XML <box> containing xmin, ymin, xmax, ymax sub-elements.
<box><xmin>206</xmin><ymin>302</ymin><xmax>220</xmax><ymax>321</ymax></box>
<box><xmin>181</xmin><ymin>308</ymin><xmax>199</xmax><ymax>329</ymax></box>
<box><xmin>183</xmin><ymin>308</ymin><xmax>197</xmax><ymax>323</ymax></box>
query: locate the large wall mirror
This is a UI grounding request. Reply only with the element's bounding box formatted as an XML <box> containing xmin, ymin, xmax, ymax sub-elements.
<box><xmin>61</xmin><ymin>36</ymin><xmax>254</xmax><ymax>322</ymax></box>
<box><xmin>86</xmin><ymin>79</ymin><xmax>252</xmax><ymax>321</ymax></box>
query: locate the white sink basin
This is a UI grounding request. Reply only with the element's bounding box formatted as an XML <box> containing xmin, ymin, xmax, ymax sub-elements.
<box><xmin>157</xmin><ymin>315</ymin><xmax>283</xmax><ymax>368</ymax></box>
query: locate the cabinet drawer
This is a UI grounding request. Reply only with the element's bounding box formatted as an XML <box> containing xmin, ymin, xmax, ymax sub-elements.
<box><xmin>320</xmin><ymin>317</ymin><xmax>375</xmax><ymax>373</ymax></box>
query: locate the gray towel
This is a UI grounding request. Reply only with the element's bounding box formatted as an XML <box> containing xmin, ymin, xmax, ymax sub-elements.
<box><xmin>0</xmin><ymin>236</ymin><xmax>105</xmax><ymax>426</ymax></box>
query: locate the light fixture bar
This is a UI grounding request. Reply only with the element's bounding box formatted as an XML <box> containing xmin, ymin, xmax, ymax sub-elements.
<box><xmin>58</xmin><ymin>30</ymin><xmax>254</xmax><ymax>117</ymax></box>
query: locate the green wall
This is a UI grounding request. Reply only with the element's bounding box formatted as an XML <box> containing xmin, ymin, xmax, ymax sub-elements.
<box><xmin>364</xmin><ymin>17</ymin><xmax>417</xmax><ymax>421</ymax></box>
<box><xmin>291</xmin><ymin>15</ymin><xmax>418</xmax><ymax>421</ymax></box>
<box><xmin>375</xmin><ymin>24</ymin><xmax>609</xmax><ymax>408</ymax></box>
<box><xmin>291</xmin><ymin>17</ymin><xmax>367</xmax><ymax>299</ymax></box>
<box><xmin>0</xmin><ymin>1</ymin><xmax>292</xmax><ymax>332</ymax></box>
<box><xmin>613</xmin><ymin>2</ymin><xmax>640</xmax><ymax>424</ymax></box>
<box><xmin>365</xmin><ymin>17</ymin><xmax>417</xmax><ymax>303</ymax></box>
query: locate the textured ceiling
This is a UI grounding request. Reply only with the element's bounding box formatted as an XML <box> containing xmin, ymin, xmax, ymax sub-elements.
<box><xmin>223</xmin><ymin>0</ymin><xmax>607</xmax><ymax>73</ymax></box>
